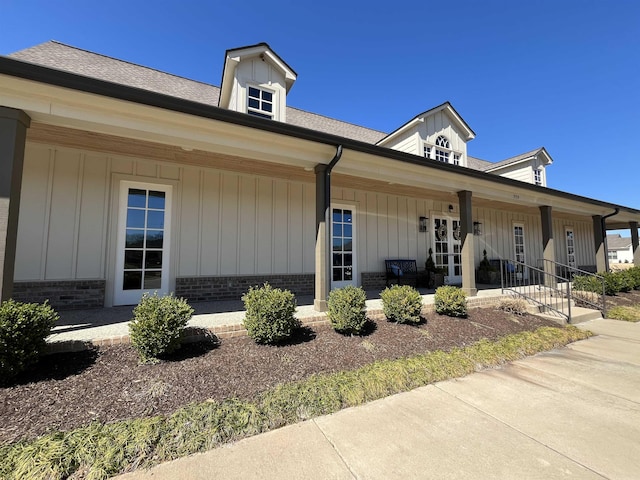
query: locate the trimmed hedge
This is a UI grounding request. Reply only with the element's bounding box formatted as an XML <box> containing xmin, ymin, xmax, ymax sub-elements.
<box><xmin>380</xmin><ymin>285</ymin><xmax>423</xmax><ymax>324</ymax></box>
<box><xmin>129</xmin><ymin>293</ymin><xmax>194</xmax><ymax>363</ymax></box>
<box><xmin>434</xmin><ymin>286</ymin><xmax>467</xmax><ymax>317</ymax></box>
<box><xmin>573</xmin><ymin>268</ymin><xmax>640</xmax><ymax>296</ymax></box>
<box><xmin>242</xmin><ymin>283</ymin><xmax>299</xmax><ymax>344</ymax></box>
<box><xmin>327</xmin><ymin>285</ymin><xmax>368</xmax><ymax>334</ymax></box>
<box><xmin>0</xmin><ymin>300</ymin><xmax>58</xmax><ymax>383</ymax></box>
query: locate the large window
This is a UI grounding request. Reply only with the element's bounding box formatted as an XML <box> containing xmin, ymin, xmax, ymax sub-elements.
<box><xmin>435</xmin><ymin>135</ymin><xmax>450</xmax><ymax>163</ymax></box>
<box><xmin>247</xmin><ymin>86</ymin><xmax>274</xmax><ymax>119</ymax></box>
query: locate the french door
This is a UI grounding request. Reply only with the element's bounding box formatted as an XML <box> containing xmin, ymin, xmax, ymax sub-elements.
<box><xmin>433</xmin><ymin>217</ymin><xmax>462</xmax><ymax>284</ymax></box>
<box><xmin>565</xmin><ymin>228</ymin><xmax>576</xmax><ymax>268</ymax></box>
<box><xmin>513</xmin><ymin>223</ymin><xmax>527</xmax><ymax>280</ymax></box>
<box><xmin>114</xmin><ymin>182</ymin><xmax>172</xmax><ymax>305</ymax></box>
<box><xmin>331</xmin><ymin>206</ymin><xmax>356</xmax><ymax>289</ymax></box>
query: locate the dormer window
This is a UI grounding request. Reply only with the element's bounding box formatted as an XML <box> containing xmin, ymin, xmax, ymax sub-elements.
<box><xmin>247</xmin><ymin>86</ymin><xmax>274</xmax><ymax>119</ymax></box>
<box><xmin>423</xmin><ymin>145</ymin><xmax>432</xmax><ymax>159</ymax></box>
<box><xmin>453</xmin><ymin>153</ymin><xmax>461</xmax><ymax>165</ymax></box>
<box><xmin>435</xmin><ymin>135</ymin><xmax>450</xmax><ymax>163</ymax></box>
<box><xmin>534</xmin><ymin>167</ymin><xmax>543</xmax><ymax>185</ymax></box>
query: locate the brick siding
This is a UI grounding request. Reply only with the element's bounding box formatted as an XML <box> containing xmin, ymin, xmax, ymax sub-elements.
<box><xmin>12</xmin><ymin>280</ymin><xmax>105</xmax><ymax>309</ymax></box>
<box><xmin>175</xmin><ymin>274</ymin><xmax>315</xmax><ymax>302</ymax></box>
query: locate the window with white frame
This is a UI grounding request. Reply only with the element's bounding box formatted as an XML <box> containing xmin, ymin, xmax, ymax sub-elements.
<box><xmin>534</xmin><ymin>168</ymin><xmax>543</xmax><ymax>185</ymax></box>
<box><xmin>453</xmin><ymin>153</ymin><xmax>461</xmax><ymax>165</ymax></box>
<box><xmin>435</xmin><ymin>135</ymin><xmax>450</xmax><ymax>163</ymax></box>
<box><xmin>423</xmin><ymin>145</ymin><xmax>432</xmax><ymax>159</ymax></box>
<box><xmin>247</xmin><ymin>86</ymin><xmax>274</xmax><ymax>119</ymax></box>
<box><xmin>608</xmin><ymin>250</ymin><xmax>618</xmax><ymax>261</ymax></box>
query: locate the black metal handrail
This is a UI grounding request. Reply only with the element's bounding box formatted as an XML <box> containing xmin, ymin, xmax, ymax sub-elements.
<box><xmin>537</xmin><ymin>259</ymin><xmax>606</xmax><ymax>317</ymax></box>
<box><xmin>501</xmin><ymin>258</ymin><xmax>571</xmax><ymax>322</ymax></box>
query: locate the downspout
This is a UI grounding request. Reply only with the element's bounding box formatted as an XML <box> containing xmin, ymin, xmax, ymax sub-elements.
<box><xmin>324</xmin><ymin>145</ymin><xmax>343</xmax><ymax>297</ymax></box>
<box><xmin>601</xmin><ymin>208</ymin><xmax>620</xmax><ymax>272</ymax></box>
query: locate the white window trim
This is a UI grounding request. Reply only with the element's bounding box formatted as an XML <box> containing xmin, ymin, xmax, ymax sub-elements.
<box><xmin>114</xmin><ymin>181</ymin><xmax>173</xmax><ymax>306</ymax></box>
<box><xmin>534</xmin><ymin>167</ymin><xmax>543</xmax><ymax>186</ymax></box>
<box><xmin>513</xmin><ymin>222</ymin><xmax>527</xmax><ymax>279</ymax></box>
<box><xmin>246</xmin><ymin>84</ymin><xmax>276</xmax><ymax>120</ymax></box>
<box><xmin>330</xmin><ymin>203</ymin><xmax>358</xmax><ymax>288</ymax></box>
<box><xmin>565</xmin><ymin>227</ymin><xmax>576</xmax><ymax>268</ymax></box>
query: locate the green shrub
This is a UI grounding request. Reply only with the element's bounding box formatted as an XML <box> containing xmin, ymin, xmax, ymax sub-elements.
<box><xmin>628</xmin><ymin>266</ymin><xmax>640</xmax><ymax>290</ymax></box>
<box><xmin>242</xmin><ymin>283</ymin><xmax>299</xmax><ymax>344</ymax></box>
<box><xmin>617</xmin><ymin>270</ymin><xmax>635</xmax><ymax>293</ymax></box>
<box><xmin>327</xmin><ymin>285</ymin><xmax>368</xmax><ymax>334</ymax></box>
<box><xmin>380</xmin><ymin>285</ymin><xmax>423</xmax><ymax>324</ymax></box>
<box><xmin>600</xmin><ymin>271</ymin><xmax>623</xmax><ymax>295</ymax></box>
<box><xmin>498</xmin><ymin>297</ymin><xmax>528</xmax><ymax>315</ymax></box>
<box><xmin>572</xmin><ymin>274</ymin><xmax>603</xmax><ymax>294</ymax></box>
<box><xmin>434</xmin><ymin>286</ymin><xmax>467</xmax><ymax>317</ymax></box>
<box><xmin>129</xmin><ymin>293</ymin><xmax>194</xmax><ymax>363</ymax></box>
<box><xmin>0</xmin><ymin>300</ymin><xmax>58</xmax><ymax>383</ymax></box>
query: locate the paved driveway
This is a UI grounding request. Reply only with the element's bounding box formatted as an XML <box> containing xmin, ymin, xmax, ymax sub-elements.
<box><xmin>116</xmin><ymin>319</ymin><xmax>640</xmax><ymax>479</ymax></box>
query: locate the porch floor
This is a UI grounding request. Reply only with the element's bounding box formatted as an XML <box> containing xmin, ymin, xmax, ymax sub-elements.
<box><xmin>47</xmin><ymin>285</ymin><xmax>506</xmax><ymax>349</ymax></box>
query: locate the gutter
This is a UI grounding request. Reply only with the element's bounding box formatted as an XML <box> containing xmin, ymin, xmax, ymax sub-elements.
<box><xmin>1</xmin><ymin>56</ymin><xmax>640</xmax><ymax>218</ymax></box>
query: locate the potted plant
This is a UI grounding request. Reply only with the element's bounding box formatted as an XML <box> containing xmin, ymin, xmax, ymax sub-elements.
<box><xmin>426</xmin><ymin>248</ymin><xmax>445</xmax><ymax>288</ymax></box>
<box><xmin>476</xmin><ymin>249</ymin><xmax>498</xmax><ymax>284</ymax></box>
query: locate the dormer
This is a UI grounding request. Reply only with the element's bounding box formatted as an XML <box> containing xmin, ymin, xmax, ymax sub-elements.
<box><xmin>377</xmin><ymin>102</ymin><xmax>475</xmax><ymax>167</ymax></box>
<box><xmin>218</xmin><ymin>43</ymin><xmax>297</xmax><ymax>122</ymax></box>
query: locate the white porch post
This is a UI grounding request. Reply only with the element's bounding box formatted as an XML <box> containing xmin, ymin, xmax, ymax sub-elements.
<box><xmin>0</xmin><ymin>107</ymin><xmax>31</xmax><ymax>302</ymax></box>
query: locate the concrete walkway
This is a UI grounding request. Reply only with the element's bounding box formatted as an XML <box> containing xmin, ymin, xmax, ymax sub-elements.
<box><xmin>114</xmin><ymin>319</ymin><xmax>640</xmax><ymax>480</ymax></box>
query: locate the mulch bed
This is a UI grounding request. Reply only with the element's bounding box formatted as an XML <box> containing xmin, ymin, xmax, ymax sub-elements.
<box><xmin>605</xmin><ymin>289</ymin><xmax>640</xmax><ymax>309</ymax></box>
<box><xmin>0</xmin><ymin>298</ymin><xmax>614</xmax><ymax>446</ymax></box>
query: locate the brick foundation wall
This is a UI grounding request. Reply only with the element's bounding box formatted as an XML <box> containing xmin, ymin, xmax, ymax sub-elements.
<box><xmin>175</xmin><ymin>274</ymin><xmax>315</xmax><ymax>302</ymax></box>
<box><xmin>361</xmin><ymin>272</ymin><xmax>387</xmax><ymax>291</ymax></box>
<box><xmin>12</xmin><ymin>280</ymin><xmax>105</xmax><ymax>309</ymax></box>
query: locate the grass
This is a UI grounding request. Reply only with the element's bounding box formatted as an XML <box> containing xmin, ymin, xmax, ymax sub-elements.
<box><xmin>0</xmin><ymin>325</ymin><xmax>591</xmax><ymax>480</ymax></box>
<box><xmin>607</xmin><ymin>305</ymin><xmax>640</xmax><ymax>322</ymax></box>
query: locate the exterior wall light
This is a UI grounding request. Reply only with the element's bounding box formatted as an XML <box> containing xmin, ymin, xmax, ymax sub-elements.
<box><xmin>419</xmin><ymin>216</ymin><xmax>428</xmax><ymax>232</ymax></box>
<box><xmin>473</xmin><ymin>221</ymin><xmax>483</xmax><ymax>236</ymax></box>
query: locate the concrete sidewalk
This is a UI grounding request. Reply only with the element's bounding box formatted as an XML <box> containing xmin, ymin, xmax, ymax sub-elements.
<box><xmin>115</xmin><ymin>319</ymin><xmax>640</xmax><ymax>480</ymax></box>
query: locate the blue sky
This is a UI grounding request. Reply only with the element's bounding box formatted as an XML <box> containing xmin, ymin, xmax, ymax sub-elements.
<box><xmin>1</xmin><ymin>0</ymin><xmax>638</xmax><ymax>225</ymax></box>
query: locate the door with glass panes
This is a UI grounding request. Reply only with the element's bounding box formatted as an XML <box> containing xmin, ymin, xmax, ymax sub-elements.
<box><xmin>114</xmin><ymin>182</ymin><xmax>172</xmax><ymax>305</ymax></box>
<box><xmin>331</xmin><ymin>206</ymin><xmax>356</xmax><ymax>289</ymax></box>
<box><xmin>433</xmin><ymin>217</ymin><xmax>462</xmax><ymax>284</ymax></box>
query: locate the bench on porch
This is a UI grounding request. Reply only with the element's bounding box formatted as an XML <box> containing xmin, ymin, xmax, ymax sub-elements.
<box><xmin>385</xmin><ymin>259</ymin><xmax>419</xmax><ymax>287</ymax></box>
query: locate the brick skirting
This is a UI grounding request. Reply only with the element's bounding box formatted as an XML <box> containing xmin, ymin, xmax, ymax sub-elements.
<box><xmin>175</xmin><ymin>274</ymin><xmax>315</xmax><ymax>302</ymax></box>
<box><xmin>361</xmin><ymin>271</ymin><xmax>387</xmax><ymax>291</ymax></box>
<box><xmin>12</xmin><ymin>280</ymin><xmax>105</xmax><ymax>309</ymax></box>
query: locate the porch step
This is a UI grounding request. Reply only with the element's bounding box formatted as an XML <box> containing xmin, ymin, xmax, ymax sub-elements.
<box><xmin>567</xmin><ymin>306</ymin><xmax>604</xmax><ymax>324</ymax></box>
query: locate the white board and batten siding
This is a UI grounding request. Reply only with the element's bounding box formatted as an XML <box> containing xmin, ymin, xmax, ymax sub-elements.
<box><xmin>15</xmin><ymin>143</ymin><xmax>316</xmax><ymax>305</ymax></box>
<box><xmin>420</xmin><ymin>111</ymin><xmax>468</xmax><ymax>165</ymax></box>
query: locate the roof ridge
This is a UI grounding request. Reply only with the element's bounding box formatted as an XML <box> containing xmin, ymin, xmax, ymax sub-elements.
<box><xmin>40</xmin><ymin>40</ymin><xmax>220</xmax><ymax>90</ymax></box>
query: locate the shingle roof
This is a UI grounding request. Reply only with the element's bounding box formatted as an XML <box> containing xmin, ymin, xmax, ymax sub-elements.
<box><xmin>606</xmin><ymin>234</ymin><xmax>632</xmax><ymax>250</ymax></box>
<box><xmin>5</xmin><ymin>41</ymin><xmax>540</xmax><ymax>169</ymax></box>
<box><xmin>8</xmin><ymin>41</ymin><xmax>387</xmax><ymax>143</ymax></box>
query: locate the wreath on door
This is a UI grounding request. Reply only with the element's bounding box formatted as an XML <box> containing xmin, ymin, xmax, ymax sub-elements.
<box><xmin>453</xmin><ymin>225</ymin><xmax>461</xmax><ymax>241</ymax></box>
<box><xmin>436</xmin><ymin>224</ymin><xmax>447</xmax><ymax>241</ymax></box>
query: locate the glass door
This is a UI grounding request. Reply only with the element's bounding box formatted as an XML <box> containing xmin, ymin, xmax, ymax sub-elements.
<box><xmin>566</xmin><ymin>228</ymin><xmax>576</xmax><ymax>268</ymax></box>
<box><xmin>433</xmin><ymin>217</ymin><xmax>462</xmax><ymax>284</ymax></box>
<box><xmin>331</xmin><ymin>206</ymin><xmax>356</xmax><ymax>289</ymax></box>
<box><xmin>513</xmin><ymin>223</ymin><xmax>527</xmax><ymax>281</ymax></box>
<box><xmin>114</xmin><ymin>182</ymin><xmax>172</xmax><ymax>305</ymax></box>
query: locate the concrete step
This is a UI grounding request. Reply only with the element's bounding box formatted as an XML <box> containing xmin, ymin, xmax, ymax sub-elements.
<box><xmin>568</xmin><ymin>306</ymin><xmax>604</xmax><ymax>324</ymax></box>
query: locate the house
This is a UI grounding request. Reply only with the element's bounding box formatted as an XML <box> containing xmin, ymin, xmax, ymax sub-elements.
<box><xmin>607</xmin><ymin>234</ymin><xmax>634</xmax><ymax>264</ymax></box>
<box><xmin>1</xmin><ymin>41</ymin><xmax>639</xmax><ymax>310</ymax></box>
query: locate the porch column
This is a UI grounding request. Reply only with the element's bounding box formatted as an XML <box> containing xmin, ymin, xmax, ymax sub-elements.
<box><xmin>540</xmin><ymin>206</ymin><xmax>555</xmax><ymax>287</ymax></box>
<box><xmin>0</xmin><ymin>107</ymin><xmax>31</xmax><ymax>302</ymax></box>
<box><xmin>457</xmin><ymin>190</ymin><xmax>477</xmax><ymax>296</ymax></box>
<box><xmin>592</xmin><ymin>215</ymin><xmax>607</xmax><ymax>273</ymax></box>
<box><xmin>631</xmin><ymin>221</ymin><xmax>639</xmax><ymax>266</ymax></box>
<box><xmin>314</xmin><ymin>164</ymin><xmax>329</xmax><ymax>311</ymax></box>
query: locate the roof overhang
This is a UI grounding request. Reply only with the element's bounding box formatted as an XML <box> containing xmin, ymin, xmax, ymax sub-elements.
<box><xmin>377</xmin><ymin>102</ymin><xmax>476</xmax><ymax>146</ymax></box>
<box><xmin>1</xmin><ymin>56</ymin><xmax>639</xmax><ymax>229</ymax></box>
<box><xmin>219</xmin><ymin>43</ymin><xmax>297</xmax><ymax>109</ymax></box>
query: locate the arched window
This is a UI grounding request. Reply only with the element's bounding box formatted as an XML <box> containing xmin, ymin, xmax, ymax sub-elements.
<box><xmin>435</xmin><ymin>135</ymin><xmax>450</xmax><ymax>163</ymax></box>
